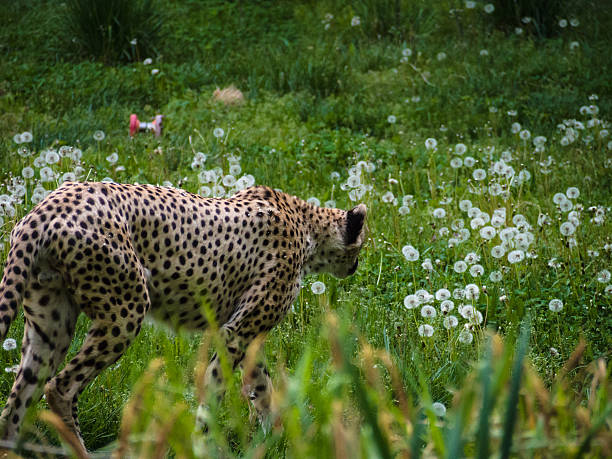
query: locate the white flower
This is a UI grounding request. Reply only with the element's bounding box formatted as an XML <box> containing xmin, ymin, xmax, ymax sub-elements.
<box><xmin>484</xmin><ymin>3</ymin><xmax>495</xmax><ymax>13</ymax></box>
<box><xmin>351</xmin><ymin>15</ymin><xmax>361</xmax><ymax>26</ymax></box>
<box><xmin>387</xmin><ymin>115</ymin><xmax>397</xmax><ymax>124</ymax></box>
<box><xmin>455</xmin><ymin>143</ymin><xmax>467</xmax><ymax>155</ymax></box>
<box><xmin>559</xmin><ymin>200</ymin><xmax>573</xmax><ymax>212</ymax></box>
<box><xmin>381</xmin><ymin>191</ymin><xmax>395</xmax><ymax>203</ymax></box>
<box><xmin>473</xmin><ymin>168</ymin><xmax>487</xmax><ymax>180</ymax></box>
<box><xmin>559</xmin><ymin>18</ymin><xmax>568</xmax><ymax>28</ymax></box>
<box><xmin>222</xmin><ymin>175</ymin><xmax>236</xmax><ymax>187</ymax></box>
<box><xmin>470</xmin><ymin>217</ymin><xmax>485</xmax><ymax>229</ymax></box>
<box><xmin>93</xmin><ymin>130</ymin><xmax>105</xmax><ymax>141</ymax></box>
<box><xmin>418</xmin><ymin>324</ymin><xmax>434</xmax><ymax>337</ymax></box>
<box><xmin>106</xmin><ymin>152</ymin><xmax>119</xmax><ymax>165</ymax></box>
<box><xmin>4</xmin><ymin>365</ymin><xmax>18</xmax><ymax>374</ymax></box>
<box><xmin>421</xmin><ymin>305</ymin><xmax>437</xmax><ymax>319</ymax></box>
<box><xmin>404</xmin><ymin>294</ymin><xmax>420</xmax><ymax>309</ymax></box>
<box><xmin>464</xmin><ymin>252</ymin><xmax>480</xmax><ymax>264</ymax></box>
<box><xmin>560</xmin><ymin>221</ymin><xmax>576</xmax><ymax>236</ymax></box>
<box><xmin>435</xmin><ymin>289</ymin><xmax>451</xmax><ymax>301</ymax></box>
<box><xmin>566</xmin><ymin>187</ymin><xmax>580</xmax><ymax>199</ymax></box>
<box><xmin>553</xmin><ymin>192</ymin><xmax>568</xmax><ymax>205</ymax></box>
<box><xmin>425</xmin><ymin>138</ymin><xmax>438</xmax><ymax>150</ymax></box>
<box><xmin>450</xmin><ymin>157</ymin><xmax>463</xmax><ymax>168</ymax></box>
<box><xmin>143</xmin><ymin>57</ymin><xmax>153</xmax><ymax>65</ymax></box>
<box><xmin>213</xmin><ymin>127</ymin><xmax>225</xmax><ymax>138</ymax></box>
<box><xmin>443</xmin><ymin>315</ymin><xmax>459</xmax><ymax>329</ymax></box>
<box><xmin>548</xmin><ymin>299</ymin><xmax>563</xmax><ymax>312</ymax></box>
<box><xmin>453</xmin><ymin>260</ymin><xmax>467</xmax><ymax>273</ymax></box>
<box><xmin>311</xmin><ymin>281</ymin><xmax>326</xmax><ymax>295</ymax></box>
<box><xmin>2</xmin><ymin>338</ymin><xmax>17</xmax><ymax>351</ymax></box>
<box><xmin>402</xmin><ymin>245</ymin><xmax>419</xmax><ymax>262</ymax></box>
<box><xmin>460</xmin><ymin>304</ymin><xmax>475</xmax><ymax>320</ymax></box>
<box><xmin>491</xmin><ymin>245</ymin><xmax>505</xmax><ymax>259</ymax></box>
<box><xmin>508</xmin><ymin>250</ymin><xmax>525</xmax><ymax>264</ymax></box>
<box><xmin>416</xmin><ymin>289</ymin><xmax>433</xmax><ymax>304</ymax></box>
<box><xmin>489</xmin><ymin>271</ymin><xmax>502</xmax><ymax>282</ymax></box>
<box><xmin>570</xmin><ymin>18</ymin><xmax>580</xmax><ymax>27</ymax></box>
<box><xmin>21</xmin><ymin>132</ymin><xmax>33</xmax><ymax>143</ymax></box>
<box><xmin>470</xmin><ymin>264</ymin><xmax>484</xmax><ymax>277</ymax></box>
<box><xmin>464</xmin><ymin>284</ymin><xmax>480</xmax><ymax>300</ymax></box>
<box><xmin>40</xmin><ymin>166</ymin><xmax>55</xmax><ymax>182</ymax></box>
<box><xmin>597</xmin><ymin>269</ymin><xmax>611</xmax><ymax>283</ymax></box>
<box><xmin>432</xmin><ymin>208</ymin><xmax>446</xmax><ymax>218</ymax></box>
<box><xmin>347</xmin><ymin>175</ymin><xmax>361</xmax><ymax>188</ymax></box>
<box><xmin>519</xmin><ymin>129</ymin><xmax>531</xmax><ymax>140</ymax></box>
<box><xmin>465</xmin><ymin>1</ymin><xmax>476</xmax><ymax>8</ymax></box>
<box><xmin>151</xmin><ymin>68</ymin><xmax>160</xmax><ymax>75</ymax></box>
<box><xmin>440</xmin><ymin>299</ymin><xmax>454</xmax><ymax>313</ymax></box>
<box><xmin>480</xmin><ymin>49</ymin><xmax>489</xmax><ymax>56</ymax></box>
<box><xmin>569</xmin><ymin>41</ymin><xmax>580</xmax><ymax>51</ymax></box>
<box><xmin>421</xmin><ymin>259</ymin><xmax>433</xmax><ymax>271</ymax></box>
<box><xmin>398</xmin><ymin>206</ymin><xmax>410</xmax><ymax>216</ymax></box>
<box><xmin>45</xmin><ymin>150</ymin><xmax>60</xmax><ymax>164</ymax></box>
<box><xmin>511</xmin><ymin>122</ymin><xmax>521</xmax><ymax>134</ymax></box>
<box><xmin>436</xmin><ymin>52</ymin><xmax>447</xmax><ymax>61</ymax></box>
<box><xmin>22</xmin><ymin>167</ymin><xmax>34</xmax><ymax>179</ymax></box>
<box><xmin>62</xmin><ymin>172</ymin><xmax>76</xmax><ymax>182</ymax></box>
<box><xmin>432</xmin><ymin>402</ymin><xmax>446</xmax><ymax>417</ymax></box>
<box><xmin>464</xmin><ymin>156</ymin><xmax>476</xmax><ymax>167</ymax></box>
<box><xmin>479</xmin><ymin>226</ymin><xmax>496</xmax><ymax>240</ymax></box>
<box><xmin>458</xmin><ymin>329</ymin><xmax>474</xmax><ymax>344</ymax></box>
<box><xmin>453</xmin><ymin>288</ymin><xmax>465</xmax><ymax>300</ymax></box>
<box><xmin>459</xmin><ymin>200</ymin><xmax>472</xmax><ymax>212</ymax></box>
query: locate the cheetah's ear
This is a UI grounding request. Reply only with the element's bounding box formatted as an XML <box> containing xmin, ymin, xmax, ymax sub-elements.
<box><xmin>345</xmin><ymin>204</ymin><xmax>367</xmax><ymax>245</ymax></box>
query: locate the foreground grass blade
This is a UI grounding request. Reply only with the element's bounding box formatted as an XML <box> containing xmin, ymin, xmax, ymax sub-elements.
<box><xmin>500</xmin><ymin>317</ymin><xmax>531</xmax><ymax>459</ymax></box>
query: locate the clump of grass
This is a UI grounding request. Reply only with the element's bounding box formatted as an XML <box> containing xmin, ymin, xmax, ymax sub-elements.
<box><xmin>63</xmin><ymin>0</ymin><xmax>164</xmax><ymax>63</ymax></box>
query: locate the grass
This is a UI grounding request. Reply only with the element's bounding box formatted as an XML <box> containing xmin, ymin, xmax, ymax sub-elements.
<box><xmin>0</xmin><ymin>0</ymin><xmax>611</xmax><ymax>456</ymax></box>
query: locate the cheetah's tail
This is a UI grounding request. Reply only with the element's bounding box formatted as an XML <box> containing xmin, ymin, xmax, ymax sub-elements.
<box><xmin>0</xmin><ymin>244</ymin><xmax>29</xmax><ymax>342</ymax></box>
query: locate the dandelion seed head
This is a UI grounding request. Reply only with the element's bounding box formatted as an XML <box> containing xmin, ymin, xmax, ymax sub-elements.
<box><xmin>508</xmin><ymin>249</ymin><xmax>525</xmax><ymax>264</ymax></box>
<box><xmin>458</xmin><ymin>329</ymin><xmax>474</xmax><ymax>344</ymax></box>
<box><xmin>2</xmin><ymin>338</ymin><xmax>17</xmax><ymax>351</ymax></box>
<box><xmin>548</xmin><ymin>299</ymin><xmax>563</xmax><ymax>312</ymax></box>
<box><xmin>402</xmin><ymin>245</ymin><xmax>420</xmax><ymax>262</ymax></box>
<box><xmin>432</xmin><ymin>402</ymin><xmax>446</xmax><ymax>417</ymax></box>
<box><xmin>443</xmin><ymin>315</ymin><xmax>459</xmax><ymax>329</ymax></box>
<box><xmin>311</xmin><ymin>281</ymin><xmax>326</xmax><ymax>295</ymax></box>
<box><xmin>425</xmin><ymin>138</ymin><xmax>438</xmax><ymax>150</ymax></box>
<box><xmin>418</xmin><ymin>324</ymin><xmax>435</xmax><ymax>337</ymax></box>
<box><xmin>404</xmin><ymin>294</ymin><xmax>420</xmax><ymax>309</ymax></box>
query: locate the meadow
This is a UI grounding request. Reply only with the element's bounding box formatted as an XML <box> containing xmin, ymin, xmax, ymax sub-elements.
<box><xmin>0</xmin><ymin>0</ymin><xmax>611</xmax><ymax>457</ymax></box>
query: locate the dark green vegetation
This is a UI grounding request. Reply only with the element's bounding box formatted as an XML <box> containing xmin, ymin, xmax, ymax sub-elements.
<box><xmin>0</xmin><ymin>0</ymin><xmax>611</xmax><ymax>456</ymax></box>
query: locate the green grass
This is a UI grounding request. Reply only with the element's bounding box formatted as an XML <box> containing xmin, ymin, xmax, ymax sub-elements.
<box><xmin>1</xmin><ymin>0</ymin><xmax>611</xmax><ymax>456</ymax></box>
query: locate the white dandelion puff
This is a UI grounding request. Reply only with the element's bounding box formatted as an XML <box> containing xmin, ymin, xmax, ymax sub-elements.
<box><xmin>311</xmin><ymin>281</ymin><xmax>326</xmax><ymax>295</ymax></box>
<box><xmin>548</xmin><ymin>299</ymin><xmax>563</xmax><ymax>312</ymax></box>
<box><xmin>2</xmin><ymin>338</ymin><xmax>17</xmax><ymax>351</ymax></box>
<box><xmin>418</xmin><ymin>324</ymin><xmax>435</xmax><ymax>337</ymax></box>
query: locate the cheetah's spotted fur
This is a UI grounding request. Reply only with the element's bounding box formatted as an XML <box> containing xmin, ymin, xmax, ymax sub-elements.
<box><xmin>0</xmin><ymin>182</ymin><xmax>366</xmax><ymax>449</ymax></box>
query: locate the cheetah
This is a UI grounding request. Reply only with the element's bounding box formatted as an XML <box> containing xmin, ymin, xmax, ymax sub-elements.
<box><xmin>0</xmin><ymin>182</ymin><xmax>366</xmax><ymax>450</ymax></box>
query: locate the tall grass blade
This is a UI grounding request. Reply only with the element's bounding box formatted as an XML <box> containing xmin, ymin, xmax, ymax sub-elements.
<box><xmin>500</xmin><ymin>316</ymin><xmax>531</xmax><ymax>459</ymax></box>
<box><xmin>475</xmin><ymin>338</ymin><xmax>494</xmax><ymax>459</ymax></box>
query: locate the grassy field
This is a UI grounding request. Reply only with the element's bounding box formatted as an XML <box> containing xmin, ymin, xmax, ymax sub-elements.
<box><xmin>1</xmin><ymin>0</ymin><xmax>611</xmax><ymax>456</ymax></box>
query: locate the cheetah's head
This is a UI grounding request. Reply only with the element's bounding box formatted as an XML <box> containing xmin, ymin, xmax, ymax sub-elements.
<box><xmin>307</xmin><ymin>203</ymin><xmax>367</xmax><ymax>278</ymax></box>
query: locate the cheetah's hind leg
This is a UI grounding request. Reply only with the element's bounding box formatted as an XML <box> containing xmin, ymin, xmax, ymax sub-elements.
<box><xmin>0</xmin><ymin>282</ymin><xmax>79</xmax><ymax>443</ymax></box>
